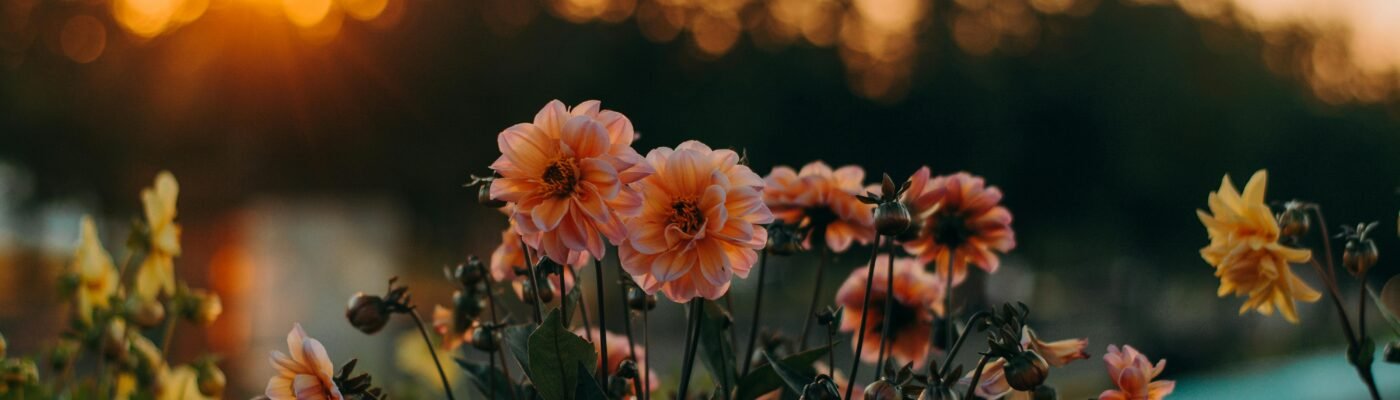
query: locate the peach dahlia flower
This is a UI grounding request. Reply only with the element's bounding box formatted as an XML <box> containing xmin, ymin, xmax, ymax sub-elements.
<box><xmin>1196</xmin><ymin>170</ymin><xmax>1319</xmax><ymax>323</ymax></box>
<box><xmin>1098</xmin><ymin>345</ymin><xmax>1174</xmax><ymax>400</ymax></box>
<box><xmin>618</xmin><ymin>141</ymin><xmax>773</xmax><ymax>301</ymax></box>
<box><xmin>576</xmin><ymin>328</ymin><xmax>659</xmax><ymax>398</ymax></box>
<box><xmin>762</xmin><ymin>162</ymin><xmax>875</xmax><ymax>253</ymax></box>
<box><xmin>266</xmin><ymin>324</ymin><xmax>342</xmax><ymax>400</ymax></box>
<box><xmin>490</xmin><ymin>100</ymin><xmax>653</xmax><ymax>265</ymax></box>
<box><xmin>835</xmin><ymin>255</ymin><xmax>944</xmax><ymax>365</ymax></box>
<box><xmin>899</xmin><ymin>168</ymin><xmax>1015</xmax><ymax>284</ymax></box>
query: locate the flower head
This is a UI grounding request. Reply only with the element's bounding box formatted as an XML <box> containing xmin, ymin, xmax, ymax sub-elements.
<box><xmin>490</xmin><ymin>100</ymin><xmax>653</xmax><ymax>265</ymax></box>
<box><xmin>1197</xmin><ymin>170</ymin><xmax>1320</xmax><ymax>323</ymax></box>
<box><xmin>618</xmin><ymin>141</ymin><xmax>773</xmax><ymax>301</ymax></box>
<box><xmin>898</xmin><ymin>169</ymin><xmax>1015</xmax><ymax>284</ymax></box>
<box><xmin>835</xmin><ymin>255</ymin><xmax>944</xmax><ymax>364</ymax></box>
<box><xmin>576</xmin><ymin>328</ymin><xmax>659</xmax><ymax>397</ymax></box>
<box><xmin>490</xmin><ymin>218</ymin><xmax>591</xmax><ymax>282</ymax></box>
<box><xmin>1098</xmin><ymin>345</ymin><xmax>1174</xmax><ymax>400</ymax></box>
<box><xmin>71</xmin><ymin>216</ymin><xmax>119</xmax><ymax>326</ymax></box>
<box><xmin>763</xmin><ymin>162</ymin><xmax>874</xmax><ymax>253</ymax></box>
<box><xmin>135</xmin><ymin>171</ymin><xmax>182</xmax><ymax>300</ymax></box>
<box><xmin>266</xmin><ymin>324</ymin><xmax>342</xmax><ymax>400</ymax></box>
<box><xmin>960</xmin><ymin>326</ymin><xmax>1089</xmax><ymax>399</ymax></box>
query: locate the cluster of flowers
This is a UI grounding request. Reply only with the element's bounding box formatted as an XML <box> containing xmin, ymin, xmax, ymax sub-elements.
<box><xmin>0</xmin><ymin>172</ymin><xmax>226</xmax><ymax>399</ymax></box>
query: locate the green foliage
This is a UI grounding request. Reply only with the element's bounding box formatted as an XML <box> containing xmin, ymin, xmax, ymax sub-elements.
<box><xmin>698</xmin><ymin>300</ymin><xmax>738</xmax><ymax>396</ymax></box>
<box><xmin>505</xmin><ymin>324</ymin><xmax>536</xmax><ymax>378</ymax></box>
<box><xmin>455</xmin><ymin>358</ymin><xmax>522</xmax><ymax>400</ymax></box>
<box><xmin>734</xmin><ymin>343</ymin><xmax>835</xmax><ymax>400</ymax></box>
<box><xmin>528</xmin><ymin>309</ymin><xmax>597</xmax><ymax>400</ymax></box>
<box><xmin>573</xmin><ymin>363</ymin><xmax>609</xmax><ymax>400</ymax></box>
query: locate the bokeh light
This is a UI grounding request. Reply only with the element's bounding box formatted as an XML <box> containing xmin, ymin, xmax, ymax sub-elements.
<box><xmin>59</xmin><ymin>15</ymin><xmax>106</xmax><ymax>63</ymax></box>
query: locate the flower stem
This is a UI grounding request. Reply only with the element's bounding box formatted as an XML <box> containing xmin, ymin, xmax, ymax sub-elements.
<box><xmin>160</xmin><ymin>309</ymin><xmax>178</xmax><ymax>357</ymax></box>
<box><xmin>484</xmin><ymin>272</ymin><xmax>520</xmax><ymax>400</ymax></box>
<box><xmin>593</xmin><ymin>254</ymin><xmax>610</xmax><ymax>386</ymax></box>
<box><xmin>409</xmin><ymin>309</ymin><xmax>457</xmax><ymax>400</ymax></box>
<box><xmin>799</xmin><ymin>244</ymin><xmax>830</xmax><ymax>350</ymax></box>
<box><xmin>642</xmin><ymin>305</ymin><xmax>652</xmax><ymax>400</ymax></box>
<box><xmin>677</xmin><ymin>299</ymin><xmax>705</xmax><ymax>400</ymax></box>
<box><xmin>939</xmin><ymin>312</ymin><xmax>990</xmax><ymax>375</ymax></box>
<box><xmin>520</xmin><ymin>236</ymin><xmax>544</xmax><ymax>324</ymax></box>
<box><xmin>876</xmin><ymin>238</ymin><xmax>896</xmax><ymax>378</ymax></box>
<box><xmin>741</xmin><ymin>250</ymin><xmax>770</xmax><ymax>378</ymax></box>
<box><xmin>618</xmin><ymin>270</ymin><xmax>643</xmax><ymax>398</ymax></box>
<box><xmin>844</xmin><ymin>235</ymin><xmax>885</xmax><ymax>400</ymax></box>
<box><xmin>943</xmin><ymin>247</ymin><xmax>955</xmax><ymax>359</ymax></box>
<box><xmin>567</xmin><ymin>266</ymin><xmax>593</xmax><ymax>342</ymax></box>
<box><xmin>965</xmin><ymin>353</ymin><xmax>991</xmax><ymax>400</ymax></box>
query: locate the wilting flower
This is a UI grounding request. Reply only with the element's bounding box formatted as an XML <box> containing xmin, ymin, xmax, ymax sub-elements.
<box><xmin>835</xmin><ymin>255</ymin><xmax>944</xmax><ymax>364</ymax></box>
<box><xmin>763</xmin><ymin>162</ymin><xmax>875</xmax><ymax>253</ymax></box>
<box><xmin>266</xmin><ymin>324</ymin><xmax>342</xmax><ymax>400</ymax></box>
<box><xmin>71</xmin><ymin>216</ymin><xmax>119</xmax><ymax>326</ymax></box>
<box><xmin>618</xmin><ymin>141</ymin><xmax>773</xmax><ymax>301</ymax></box>
<box><xmin>898</xmin><ymin>169</ymin><xmax>1015</xmax><ymax>284</ymax></box>
<box><xmin>576</xmin><ymin>328</ymin><xmax>659</xmax><ymax>397</ymax></box>
<box><xmin>961</xmin><ymin>327</ymin><xmax>1089</xmax><ymax>399</ymax></box>
<box><xmin>1196</xmin><ymin>170</ymin><xmax>1319</xmax><ymax>323</ymax></box>
<box><xmin>1098</xmin><ymin>345</ymin><xmax>1174</xmax><ymax>400</ymax></box>
<box><xmin>136</xmin><ymin>171</ymin><xmax>182</xmax><ymax>300</ymax></box>
<box><xmin>490</xmin><ymin>100</ymin><xmax>654</xmax><ymax>265</ymax></box>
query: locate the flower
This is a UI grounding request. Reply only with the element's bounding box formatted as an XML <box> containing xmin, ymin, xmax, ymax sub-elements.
<box><xmin>576</xmin><ymin>328</ymin><xmax>659</xmax><ymax>397</ymax></box>
<box><xmin>762</xmin><ymin>162</ymin><xmax>874</xmax><ymax>253</ymax></box>
<box><xmin>618</xmin><ymin>141</ymin><xmax>773</xmax><ymax>301</ymax></box>
<box><xmin>1196</xmin><ymin>170</ymin><xmax>1319</xmax><ymax>323</ymax></box>
<box><xmin>1098</xmin><ymin>345</ymin><xmax>1174</xmax><ymax>400</ymax></box>
<box><xmin>71</xmin><ymin>216</ymin><xmax>119</xmax><ymax>326</ymax></box>
<box><xmin>490</xmin><ymin>219</ymin><xmax>591</xmax><ymax>286</ymax></box>
<box><xmin>960</xmin><ymin>327</ymin><xmax>1089</xmax><ymax>399</ymax></box>
<box><xmin>161</xmin><ymin>365</ymin><xmax>215</xmax><ymax>400</ymax></box>
<box><xmin>835</xmin><ymin>255</ymin><xmax>944</xmax><ymax>365</ymax></box>
<box><xmin>490</xmin><ymin>100</ymin><xmax>654</xmax><ymax>264</ymax></box>
<box><xmin>266</xmin><ymin>324</ymin><xmax>342</xmax><ymax>400</ymax></box>
<box><xmin>897</xmin><ymin>169</ymin><xmax>1015</xmax><ymax>284</ymax></box>
<box><xmin>135</xmin><ymin>171</ymin><xmax>182</xmax><ymax>300</ymax></box>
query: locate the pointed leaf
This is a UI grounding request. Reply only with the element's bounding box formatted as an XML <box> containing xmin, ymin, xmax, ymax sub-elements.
<box><xmin>564</xmin><ymin>285</ymin><xmax>585</xmax><ymax>327</ymax></box>
<box><xmin>506</xmin><ymin>323</ymin><xmax>537</xmax><ymax>378</ymax></box>
<box><xmin>574</xmin><ymin>362</ymin><xmax>611</xmax><ymax>400</ymax></box>
<box><xmin>699</xmin><ymin>300</ymin><xmax>740</xmax><ymax>393</ymax></box>
<box><xmin>529</xmin><ymin>309</ymin><xmax>598</xmax><ymax>400</ymax></box>
<box><xmin>456</xmin><ymin>358</ymin><xmax>522</xmax><ymax>400</ymax></box>
<box><xmin>734</xmin><ymin>343</ymin><xmax>835</xmax><ymax>400</ymax></box>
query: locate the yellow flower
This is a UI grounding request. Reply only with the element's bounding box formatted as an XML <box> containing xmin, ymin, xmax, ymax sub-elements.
<box><xmin>1196</xmin><ymin>170</ymin><xmax>1320</xmax><ymax>323</ymax></box>
<box><xmin>72</xmin><ymin>216</ymin><xmax>119</xmax><ymax>326</ymax></box>
<box><xmin>161</xmin><ymin>365</ymin><xmax>214</xmax><ymax>400</ymax></box>
<box><xmin>136</xmin><ymin>171</ymin><xmax>182</xmax><ymax>300</ymax></box>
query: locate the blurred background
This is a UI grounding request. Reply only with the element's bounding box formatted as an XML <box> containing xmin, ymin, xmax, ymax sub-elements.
<box><xmin>3</xmin><ymin>0</ymin><xmax>1400</xmax><ymax>398</ymax></box>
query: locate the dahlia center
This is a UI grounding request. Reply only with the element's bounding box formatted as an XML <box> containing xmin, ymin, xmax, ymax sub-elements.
<box><xmin>870</xmin><ymin>294</ymin><xmax>919</xmax><ymax>335</ymax></box>
<box><xmin>541</xmin><ymin>157</ymin><xmax>580</xmax><ymax>198</ymax></box>
<box><xmin>668</xmin><ymin>197</ymin><xmax>705</xmax><ymax>235</ymax></box>
<box><xmin>931</xmin><ymin>210</ymin><xmax>972</xmax><ymax>247</ymax></box>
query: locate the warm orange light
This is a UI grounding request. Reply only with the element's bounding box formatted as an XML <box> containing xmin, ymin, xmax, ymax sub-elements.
<box><xmin>281</xmin><ymin>0</ymin><xmax>331</xmax><ymax>27</ymax></box>
<box><xmin>61</xmin><ymin>15</ymin><xmax>107</xmax><ymax>63</ymax></box>
<box><xmin>338</xmin><ymin>0</ymin><xmax>385</xmax><ymax>21</ymax></box>
<box><xmin>112</xmin><ymin>0</ymin><xmax>177</xmax><ymax>37</ymax></box>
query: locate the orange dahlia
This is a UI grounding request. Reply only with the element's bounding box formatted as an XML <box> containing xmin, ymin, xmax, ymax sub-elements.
<box><xmin>618</xmin><ymin>141</ymin><xmax>773</xmax><ymax>301</ymax></box>
<box><xmin>762</xmin><ymin>162</ymin><xmax>875</xmax><ymax>253</ymax></box>
<box><xmin>490</xmin><ymin>219</ymin><xmax>590</xmax><ymax>298</ymax></box>
<box><xmin>899</xmin><ymin>168</ymin><xmax>1015</xmax><ymax>284</ymax></box>
<box><xmin>1196</xmin><ymin>170</ymin><xmax>1319</xmax><ymax>323</ymax></box>
<box><xmin>835</xmin><ymin>255</ymin><xmax>944</xmax><ymax>365</ymax></box>
<box><xmin>1098</xmin><ymin>345</ymin><xmax>1174</xmax><ymax>400</ymax></box>
<box><xmin>490</xmin><ymin>100</ymin><xmax>653</xmax><ymax>265</ymax></box>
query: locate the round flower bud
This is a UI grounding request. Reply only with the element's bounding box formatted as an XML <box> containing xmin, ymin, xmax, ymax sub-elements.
<box><xmin>917</xmin><ymin>385</ymin><xmax>960</xmax><ymax>400</ymax></box>
<box><xmin>126</xmin><ymin>297</ymin><xmax>166</xmax><ymax>328</ymax></box>
<box><xmin>1003</xmin><ymin>351</ymin><xmax>1050</xmax><ymax>391</ymax></box>
<box><xmin>346</xmin><ymin>292</ymin><xmax>391</xmax><ymax>334</ymax></box>
<box><xmin>801</xmin><ymin>375</ymin><xmax>842</xmax><ymax>400</ymax></box>
<box><xmin>607</xmin><ymin>374</ymin><xmax>632</xmax><ymax>399</ymax></box>
<box><xmin>197</xmin><ymin>363</ymin><xmax>227</xmax><ymax>397</ymax></box>
<box><xmin>479</xmin><ymin>185</ymin><xmax>506</xmax><ymax>208</ymax></box>
<box><xmin>1031</xmin><ymin>385</ymin><xmax>1057</xmax><ymax>400</ymax></box>
<box><xmin>535</xmin><ymin>278</ymin><xmax>557</xmax><ymax>303</ymax></box>
<box><xmin>626</xmin><ymin>286</ymin><xmax>656</xmax><ymax>311</ymax></box>
<box><xmin>863</xmin><ymin>379</ymin><xmax>901</xmax><ymax>400</ymax></box>
<box><xmin>1344</xmin><ymin>239</ymin><xmax>1379</xmax><ymax>277</ymax></box>
<box><xmin>1277</xmin><ymin>203</ymin><xmax>1310</xmax><ymax>238</ymax></box>
<box><xmin>453</xmin><ymin>290</ymin><xmax>486</xmax><ymax>330</ymax></box>
<box><xmin>454</xmin><ymin>257</ymin><xmax>487</xmax><ymax>287</ymax></box>
<box><xmin>184</xmin><ymin>290</ymin><xmax>222</xmax><ymax>326</ymax></box>
<box><xmin>469</xmin><ymin>326</ymin><xmax>499</xmax><ymax>352</ymax></box>
<box><xmin>615</xmin><ymin>359</ymin><xmax>639</xmax><ymax>379</ymax></box>
<box><xmin>874</xmin><ymin>202</ymin><xmax>912</xmax><ymax>237</ymax></box>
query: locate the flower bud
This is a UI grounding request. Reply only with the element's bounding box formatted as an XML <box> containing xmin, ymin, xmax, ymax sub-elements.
<box><xmin>454</xmin><ymin>257</ymin><xmax>487</xmax><ymax>287</ymax></box>
<box><xmin>1003</xmin><ymin>351</ymin><xmax>1050</xmax><ymax>391</ymax></box>
<box><xmin>874</xmin><ymin>202</ymin><xmax>912</xmax><ymax>237</ymax></box>
<box><xmin>125</xmin><ymin>297</ymin><xmax>166</xmax><ymax>328</ymax></box>
<box><xmin>626</xmin><ymin>286</ymin><xmax>657</xmax><ymax>311</ymax></box>
<box><xmin>1344</xmin><ymin>239</ymin><xmax>1379</xmax><ymax>277</ymax></box>
<box><xmin>535</xmin><ymin>278</ymin><xmax>557</xmax><ymax>303</ymax></box>
<box><xmin>197</xmin><ymin>363</ymin><xmax>226</xmax><ymax>397</ymax></box>
<box><xmin>469</xmin><ymin>325</ymin><xmax>499</xmax><ymax>352</ymax></box>
<box><xmin>102</xmin><ymin>318</ymin><xmax>129</xmax><ymax>360</ymax></box>
<box><xmin>479</xmin><ymin>184</ymin><xmax>506</xmax><ymax>208</ymax></box>
<box><xmin>801</xmin><ymin>375</ymin><xmax>841</xmax><ymax>400</ymax></box>
<box><xmin>1277</xmin><ymin>202</ymin><xmax>1310</xmax><ymax>238</ymax></box>
<box><xmin>767</xmin><ymin>222</ymin><xmax>804</xmax><ymax>256</ymax></box>
<box><xmin>346</xmin><ymin>292</ymin><xmax>391</xmax><ymax>334</ymax></box>
<box><xmin>183</xmin><ymin>290</ymin><xmax>222</xmax><ymax>326</ymax></box>
<box><xmin>863</xmin><ymin>379</ymin><xmax>901</xmax><ymax>400</ymax></box>
<box><xmin>1031</xmin><ymin>385</ymin><xmax>1057</xmax><ymax>400</ymax></box>
<box><xmin>615</xmin><ymin>359</ymin><xmax>639</xmax><ymax>379</ymax></box>
<box><xmin>453</xmin><ymin>290</ymin><xmax>486</xmax><ymax>330</ymax></box>
<box><xmin>607</xmin><ymin>374</ymin><xmax>632</xmax><ymax>399</ymax></box>
<box><xmin>518</xmin><ymin>278</ymin><xmax>539</xmax><ymax>304</ymax></box>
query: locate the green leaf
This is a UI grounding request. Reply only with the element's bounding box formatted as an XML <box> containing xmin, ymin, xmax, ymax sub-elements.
<box><xmin>699</xmin><ymin>300</ymin><xmax>739</xmax><ymax>395</ymax></box>
<box><xmin>761</xmin><ymin>351</ymin><xmax>811</xmax><ymax>393</ymax></box>
<box><xmin>734</xmin><ymin>343</ymin><xmax>835</xmax><ymax>400</ymax></box>
<box><xmin>564</xmin><ymin>285</ymin><xmax>584</xmax><ymax>327</ymax></box>
<box><xmin>574</xmin><ymin>362</ymin><xmax>611</xmax><ymax>400</ymax></box>
<box><xmin>455</xmin><ymin>357</ymin><xmax>522</xmax><ymax>400</ymax></box>
<box><xmin>529</xmin><ymin>309</ymin><xmax>598</xmax><ymax>400</ymax></box>
<box><xmin>505</xmin><ymin>323</ymin><xmax>536</xmax><ymax>379</ymax></box>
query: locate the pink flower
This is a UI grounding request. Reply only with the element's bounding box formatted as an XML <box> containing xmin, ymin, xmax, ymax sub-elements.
<box><xmin>898</xmin><ymin>168</ymin><xmax>1015</xmax><ymax>284</ymax></box>
<box><xmin>834</xmin><ymin>255</ymin><xmax>944</xmax><ymax>365</ymax></box>
<box><xmin>1099</xmin><ymin>345</ymin><xmax>1174</xmax><ymax>400</ymax></box>
<box><xmin>266</xmin><ymin>324</ymin><xmax>342</xmax><ymax>400</ymax></box>
<box><xmin>762</xmin><ymin>162</ymin><xmax>875</xmax><ymax>253</ymax></box>
<box><xmin>490</xmin><ymin>100</ymin><xmax>653</xmax><ymax>264</ymax></box>
<box><xmin>618</xmin><ymin>141</ymin><xmax>773</xmax><ymax>301</ymax></box>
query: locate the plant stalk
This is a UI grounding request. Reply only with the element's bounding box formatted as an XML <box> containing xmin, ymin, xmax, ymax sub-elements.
<box><xmin>593</xmin><ymin>254</ymin><xmax>610</xmax><ymax>386</ymax></box>
<box><xmin>741</xmin><ymin>250</ymin><xmax>770</xmax><ymax>377</ymax></box>
<box><xmin>520</xmin><ymin>236</ymin><xmax>544</xmax><ymax>323</ymax></box>
<box><xmin>409</xmin><ymin>309</ymin><xmax>457</xmax><ymax>400</ymax></box>
<box><xmin>677</xmin><ymin>299</ymin><xmax>705</xmax><ymax>400</ymax></box>
<box><xmin>844</xmin><ymin>235</ymin><xmax>884</xmax><ymax>400</ymax></box>
<box><xmin>876</xmin><ymin>238</ymin><xmax>896</xmax><ymax>377</ymax></box>
<box><xmin>799</xmin><ymin>244</ymin><xmax>830</xmax><ymax>350</ymax></box>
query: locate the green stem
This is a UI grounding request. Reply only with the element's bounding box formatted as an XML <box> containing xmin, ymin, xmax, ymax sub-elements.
<box><xmin>642</xmin><ymin>305</ymin><xmax>652</xmax><ymax>400</ymax></box>
<box><xmin>593</xmin><ymin>254</ymin><xmax>610</xmax><ymax>386</ymax></box>
<box><xmin>741</xmin><ymin>250</ymin><xmax>769</xmax><ymax>378</ymax></box>
<box><xmin>844</xmin><ymin>236</ymin><xmax>884</xmax><ymax>400</ymax></box>
<box><xmin>160</xmin><ymin>311</ymin><xmax>178</xmax><ymax>357</ymax></box>
<box><xmin>799</xmin><ymin>244</ymin><xmax>830</xmax><ymax>350</ymax></box>
<box><xmin>483</xmin><ymin>271</ymin><xmax>520</xmax><ymax>400</ymax></box>
<box><xmin>520</xmin><ymin>236</ymin><xmax>544</xmax><ymax>324</ymax></box>
<box><xmin>410</xmin><ymin>309</ymin><xmax>457</xmax><ymax>400</ymax></box>
<box><xmin>677</xmin><ymin>300</ymin><xmax>704</xmax><ymax>400</ymax></box>
<box><xmin>965</xmin><ymin>353</ymin><xmax>991</xmax><ymax>400</ymax></box>
<box><xmin>876</xmin><ymin>238</ymin><xmax>896</xmax><ymax>377</ymax></box>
